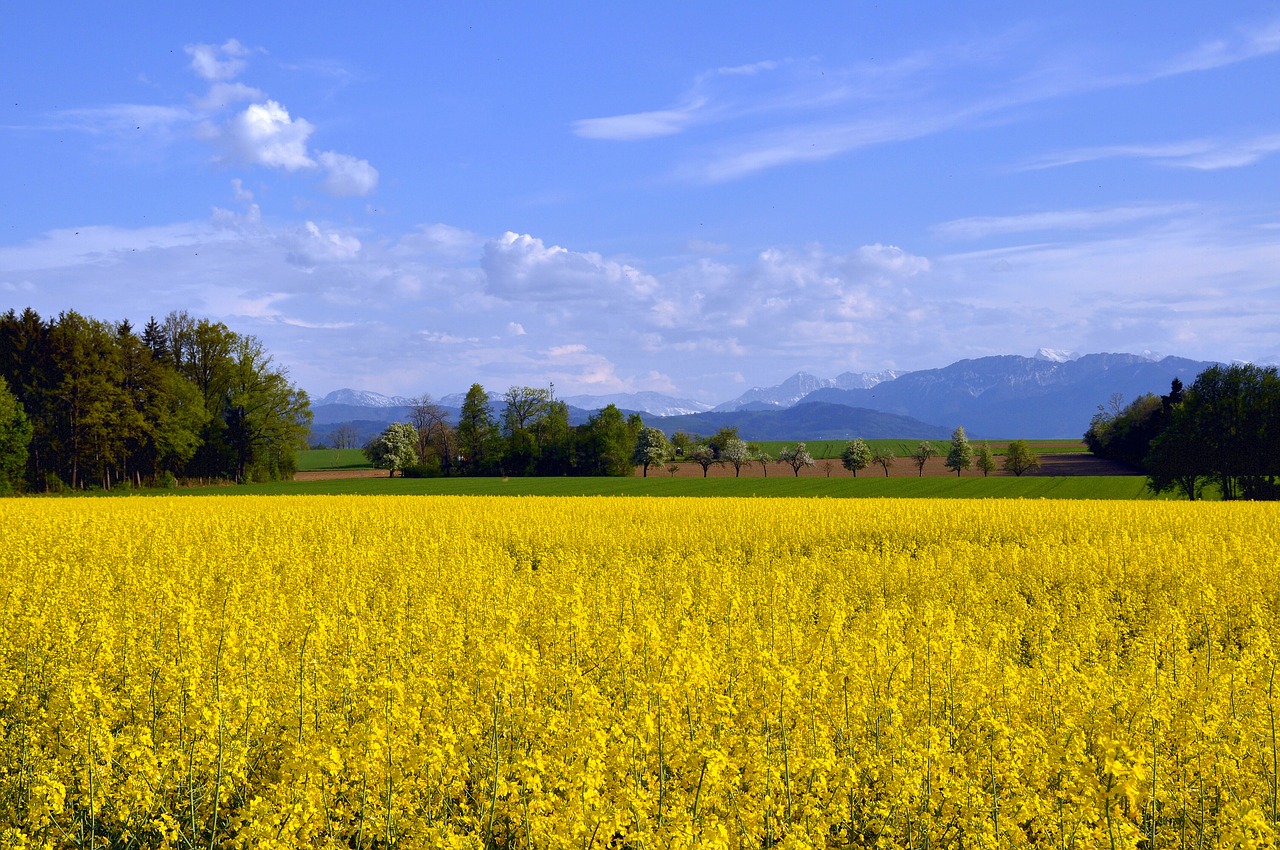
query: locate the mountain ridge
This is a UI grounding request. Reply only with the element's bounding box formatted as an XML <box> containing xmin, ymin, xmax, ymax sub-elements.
<box><xmin>310</xmin><ymin>350</ymin><xmax>1223</xmax><ymax>441</ymax></box>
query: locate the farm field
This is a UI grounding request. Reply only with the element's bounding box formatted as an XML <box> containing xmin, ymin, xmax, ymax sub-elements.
<box><xmin>205</xmin><ymin>474</ymin><xmax>1156</xmax><ymax>499</ymax></box>
<box><xmin>2</xmin><ymin>496</ymin><xmax>1278</xmax><ymax>847</ymax></box>
<box><xmin>294</xmin><ymin>441</ymin><xmax>1091</xmax><ymax>474</ymax></box>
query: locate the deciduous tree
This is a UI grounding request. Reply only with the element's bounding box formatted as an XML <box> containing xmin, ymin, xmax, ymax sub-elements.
<box><xmin>721</xmin><ymin>437</ymin><xmax>751</xmax><ymax>477</ymax></box>
<box><xmin>1002</xmin><ymin>439</ymin><xmax>1040</xmax><ymax>477</ymax></box>
<box><xmin>841</xmin><ymin>438</ymin><xmax>872</xmax><ymax>477</ymax></box>
<box><xmin>974</xmin><ymin>442</ymin><xmax>996</xmax><ymax>477</ymax></box>
<box><xmin>945</xmin><ymin>426</ymin><xmax>973</xmax><ymax>476</ymax></box>
<box><xmin>457</xmin><ymin>384</ymin><xmax>500</xmax><ymax>475</ymax></box>
<box><xmin>778</xmin><ymin>442</ymin><xmax>815</xmax><ymax>477</ymax></box>
<box><xmin>688</xmin><ymin>443</ymin><xmax>720</xmax><ymax>478</ymax></box>
<box><xmin>0</xmin><ymin>376</ymin><xmax>31</xmax><ymax>493</ymax></box>
<box><xmin>631</xmin><ymin>426</ymin><xmax>671</xmax><ymax>477</ymax></box>
<box><xmin>910</xmin><ymin>441</ymin><xmax>938</xmax><ymax>477</ymax></box>
<box><xmin>751</xmin><ymin>445</ymin><xmax>772</xmax><ymax>477</ymax></box>
<box><xmin>364</xmin><ymin>422</ymin><xmax>419</xmax><ymax>477</ymax></box>
<box><xmin>870</xmin><ymin>447</ymin><xmax>896</xmax><ymax>477</ymax></box>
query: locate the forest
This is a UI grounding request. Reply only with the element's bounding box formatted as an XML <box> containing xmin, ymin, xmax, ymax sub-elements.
<box><xmin>0</xmin><ymin>308</ymin><xmax>310</xmax><ymax>491</ymax></box>
<box><xmin>1085</xmin><ymin>362</ymin><xmax>1280</xmax><ymax>499</ymax></box>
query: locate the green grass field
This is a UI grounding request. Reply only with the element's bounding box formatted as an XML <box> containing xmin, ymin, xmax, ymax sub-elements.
<box><xmin>296</xmin><ymin>448</ymin><xmax>371</xmax><ymax>471</ymax></box>
<box><xmin>181</xmin><ymin>474</ymin><xmax>1158</xmax><ymax>500</ymax></box>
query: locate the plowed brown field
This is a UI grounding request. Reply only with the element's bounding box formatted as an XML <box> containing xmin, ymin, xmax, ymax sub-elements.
<box><xmin>297</xmin><ymin>453</ymin><xmax>1139</xmax><ymax>481</ymax></box>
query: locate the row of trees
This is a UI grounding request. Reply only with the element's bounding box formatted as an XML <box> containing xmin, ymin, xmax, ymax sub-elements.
<box><xmin>634</xmin><ymin>423</ymin><xmax>1043</xmax><ymax>480</ymax></box>
<box><xmin>1087</xmin><ymin>363</ymin><xmax>1280</xmax><ymax>500</ymax></box>
<box><xmin>365</xmin><ymin>384</ymin><xmax>643</xmax><ymax>477</ymax></box>
<box><xmin>364</xmin><ymin>406</ymin><xmax>1049</xmax><ymax>480</ymax></box>
<box><xmin>839</xmin><ymin>429</ymin><xmax>1040</xmax><ymax>478</ymax></box>
<box><xmin>0</xmin><ymin>308</ymin><xmax>311</xmax><ymax>491</ymax></box>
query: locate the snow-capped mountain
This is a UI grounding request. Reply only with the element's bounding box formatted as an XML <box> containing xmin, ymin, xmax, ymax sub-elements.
<box><xmin>714</xmin><ymin>369</ymin><xmax>902</xmax><ymax>411</ymax></box>
<box><xmin>316</xmin><ymin>388</ymin><xmax>415</xmax><ymax>408</ymax></box>
<box><xmin>309</xmin><ymin>350</ymin><xmax>1227</xmax><ymax>440</ymax></box>
<box><xmin>559</xmin><ymin>391</ymin><xmax>711</xmax><ymax>417</ymax></box>
<box><xmin>1033</xmin><ymin>348</ymin><xmax>1080</xmax><ymax>363</ymax></box>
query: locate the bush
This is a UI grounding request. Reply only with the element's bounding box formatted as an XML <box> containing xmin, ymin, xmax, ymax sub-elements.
<box><xmin>403</xmin><ymin>457</ymin><xmax>443</xmax><ymax>478</ymax></box>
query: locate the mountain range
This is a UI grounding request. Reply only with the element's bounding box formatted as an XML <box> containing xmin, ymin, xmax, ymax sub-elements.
<box><xmin>310</xmin><ymin>350</ymin><xmax>1220</xmax><ymax>444</ymax></box>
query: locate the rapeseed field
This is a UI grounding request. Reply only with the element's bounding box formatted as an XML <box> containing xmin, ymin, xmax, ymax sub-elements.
<box><xmin>1</xmin><ymin>496</ymin><xmax>1278</xmax><ymax>848</ymax></box>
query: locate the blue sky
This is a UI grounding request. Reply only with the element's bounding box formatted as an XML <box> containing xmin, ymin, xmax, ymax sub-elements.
<box><xmin>4</xmin><ymin>2</ymin><xmax>1280</xmax><ymax>403</ymax></box>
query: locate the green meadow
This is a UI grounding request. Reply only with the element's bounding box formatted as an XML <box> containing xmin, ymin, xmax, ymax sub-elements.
<box><xmin>183</xmin><ymin>474</ymin><xmax>1158</xmax><ymax>500</ymax></box>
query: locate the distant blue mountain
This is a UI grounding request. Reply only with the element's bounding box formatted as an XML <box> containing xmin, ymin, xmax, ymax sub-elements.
<box><xmin>309</xmin><ymin>351</ymin><xmax>1221</xmax><ymax>443</ymax></box>
<box><xmin>800</xmin><ymin>353</ymin><xmax>1215</xmax><ymax>438</ymax></box>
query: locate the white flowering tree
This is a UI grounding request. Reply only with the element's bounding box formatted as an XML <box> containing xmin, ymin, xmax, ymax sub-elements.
<box><xmin>778</xmin><ymin>442</ymin><xmax>815</xmax><ymax>477</ymax></box>
<box><xmin>364</xmin><ymin>422</ymin><xmax>419</xmax><ymax>477</ymax></box>
<box><xmin>630</xmin><ymin>426</ymin><xmax>671</xmax><ymax>477</ymax></box>
<box><xmin>841</xmin><ymin>438</ymin><xmax>872</xmax><ymax>477</ymax></box>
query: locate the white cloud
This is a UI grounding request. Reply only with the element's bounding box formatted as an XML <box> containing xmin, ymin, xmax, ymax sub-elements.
<box><xmin>935</xmin><ymin>204</ymin><xmax>1193</xmax><ymax>241</ymax></box>
<box><xmin>283</xmin><ymin>221</ymin><xmax>361</xmax><ymax>270</ymax></box>
<box><xmin>185</xmin><ymin>39</ymin><xmax>251</xmax><ymax>82</ymax></box>
<box><xmin>195</xmin><ymin>82</ymin><xmax>265</xmax><ymax>111</ymax></box>
<box><xmin>317</xmin><ymin>151</ymin><xmax>379</xmax><ymax>196</ymax></box>
<box><xmin>48</xmin><ymin>104</ymin><xmax>197</xmax><ymax>137</ymax></box>
<box><xmin>507</xmin><ymin>322</ymin><xmax>527</xmax><ymax>336</ymax></box>
<box><xmin>573</xmin><ymin>104</ymin><xmax>704</xmax><ymax>141</ymax></box>
<box><xmin>1158</xmin><ymin>19</ymin><xmax>1280</xmax><ymax>75</ymax></box>
<box><xmin>395</xmin><ymin>224</ymin><xmax>484</xmax><ymax>261</ymax></box>
<box><xmin>40</xmin><ymin>41</ymin><xmax>378</xmax><ymax>200</ymax></box>
<box><xmin>223</xmin><ymin>100</ymin><xmax>316</xmax><ymax>170</ymax></box>
<box><xmin>854</xmin><ymin>244</ymin><xmax>931</xmax><ymax>276</ymax></box>
<box><xmin>577</xmin><ymin>17</ymin><xmax>1280</xmax><ymax>183</ymax></box>
<box><xmin>1027</xmin><ymin>135</ymin><xmax>1280</xmax><ymax>172</ymax></box>
<box><xmin>481</xmin><ymin>232</ymin><xmax>658</xmax><ymax>301</ymax></box>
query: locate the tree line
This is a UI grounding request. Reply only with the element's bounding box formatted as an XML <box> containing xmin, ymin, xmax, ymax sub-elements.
<box><xmin>0</xmin><ymin>308</ymin><xmax>311</xmax><ymax>492</ymax></box>
<box><xmin>1085</xmin><ymin>362</ymin><xmax>1280</xmax><ymax>500</ymax></box>
<box><xmin>360</xmin><ymin>398</ymin><xmax>1051</xmax><ymax>481</ymax></box>
<box><xmin>362</xmin><ymin>384</ymin><xmax>644</xmax><ymax>477</ymax></box>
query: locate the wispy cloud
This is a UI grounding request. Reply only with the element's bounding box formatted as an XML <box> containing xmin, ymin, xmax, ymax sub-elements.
<box><xmin>1157</xmin><ymin>18</ymin><xmax>1280</xmax><ymax>75</ymax></box>
<box><xmin>573</xmin><ymin>104</ymin><xmax>706</xmax><ymax>141</ymax></box>
<box><xmin>1024</xmin><ymin>134</ymin><xmax>1280</xmax><ymax>172</ymax></box>
<box><xmin>935</xmin><ymin>203</ymin><xmax>1195</xmax><ymax>241</ymax></box>
<box><xmin>575</xmin><ymin>16</ymin><xmax>1280</xmax><ymax>182</ymax></box>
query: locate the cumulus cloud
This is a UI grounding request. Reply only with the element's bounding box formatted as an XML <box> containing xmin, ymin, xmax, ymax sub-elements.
<box><xmin>481</xmin><ymin>232</ymin><xmax>658</xmax><ymax>301</ymax></box>
<box><xmin>185</xmin><ymin>39</ymin><xmax>250</xmax><ymax>82</ymax></box>
<box><xmin>222</xmin><ymin>100</ymin><xmax>316</xmax><ymax>170</ymax></box>
<box><xmin>283</xmin><ymin>221</ymin><xmax>361</xmax><ymax>270</ymax></box>
<box><xmin>317</xmin><ymin>151</ymin><xmax>379</xmax><ymax>196</ymax></box>
<box><xmin>43</xmin><ymin>37</ymin><xmax>378</xmax><ymax>199</ymax></box>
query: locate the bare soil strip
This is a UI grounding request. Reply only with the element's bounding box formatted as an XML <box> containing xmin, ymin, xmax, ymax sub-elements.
<box><xmin>296</xmin><ymin>454</ymin><xmax>1139</xmax><ymax>481</ymax></box>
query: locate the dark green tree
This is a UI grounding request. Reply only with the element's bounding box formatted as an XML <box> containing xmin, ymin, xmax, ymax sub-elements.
<box><xmin>575</xmin><ymin>405</ymin><xmax>638</xmax><ymax>476</ymax></box>
<box><xmin>0</xmin><ymin>375</ymin><xmax>32</xmax><ymax>493</ymax></box>
<box><xmin>945</xmin><ymin>426</ymin><xmax>973</xmax><ymax>476</ymax></box>
<box><xmin>1002</xmin><ymin>440</ymin><xmax>1040</xmax><ymax>477</ymax></box>
<box><xmin>974</xmin><ymin>442</ymin><xmax>996</xmax><ymax>477</ymax></box>
<box><xmin>457</xmin><ymin>384</ymin><xmax>501</xmax><ymax>475</ymax></box>
<box><xmin>501</xmin><ymin>386</ymin><xmax>552</xmax><ymax>476</ymax></box>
